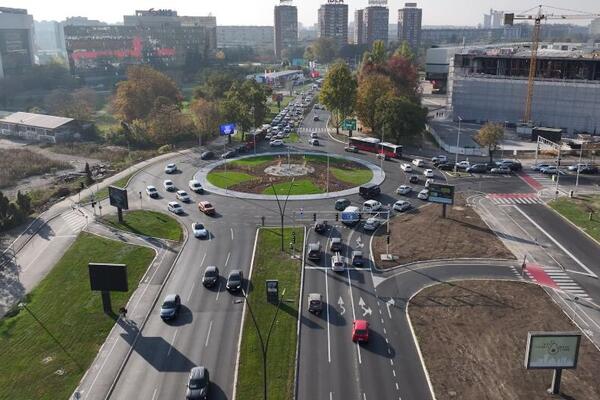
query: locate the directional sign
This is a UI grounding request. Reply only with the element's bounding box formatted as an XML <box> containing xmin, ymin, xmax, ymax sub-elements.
<box><xmin>385</xmin><ymin>298</ymin><xmax>395</xmax><ymax>319</ymax></box>
<box><xmin>358</xmin><ymin>297</ymin><xmax>372</xmax><ymax>316</ymax></box>
<box><xmin>342</xmin><ymin>118</ymin><xmax>357</xmax><ymax>130</ymax></box>
<box><xmin>337</xmin><ymin>297</ymin><xmax>346</xmax><ymax>315</ymax></box>
<box><xmin>219</xmin><ymin>123</ymin><xmax>236</xmax><ymax>136</ymax></box>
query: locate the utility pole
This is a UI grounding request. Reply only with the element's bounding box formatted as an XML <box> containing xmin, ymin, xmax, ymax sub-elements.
<box><xmin>270</xmin><ymin>178</ymin><xmax>295</xmax><ymax>252</ymax></box>
<box><xmin>454</xmin><ymin>116</ymin><xmax>462</xmax><ymax>172</ymax></box>
<box><xmin>575</xmin><ymin>142</ymin><xmax>584</xmax><ymax>188</ymax></box>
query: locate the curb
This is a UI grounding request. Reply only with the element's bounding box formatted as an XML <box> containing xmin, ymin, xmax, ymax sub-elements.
<box><xmin>545</xmin><ymin>200</ymin><xmax>600</xmax><ymax>248</ymax></box>
<box><xmin>293</xmin><ymin>226</ymin><xmax>308</xmax><ymax>400</ymax></box>
<box><xmin>326</xmin><ymin>114</ymin><xmax>346</xmax><ymax>145</ymax></box>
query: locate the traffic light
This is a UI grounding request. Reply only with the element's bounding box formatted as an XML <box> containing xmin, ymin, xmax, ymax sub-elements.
<box><xmin>313</xmin><ymin>213</ymin><xmax>317</xmax><ymax>222</ymax></box>
<box><xmin>335</xmin><ymin>213</ymin><xmax>339</xmax><ymax>221</ymax></box>
<box><xmin>386</xmin><ymin>235</ymin><xmax>390</xmax><ymax>245</ymax></box>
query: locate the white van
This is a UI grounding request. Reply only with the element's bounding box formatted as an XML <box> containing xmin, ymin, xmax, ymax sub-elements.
<box><xmin>412</xmin><ymin>158</ymin><xmax>425</xmax><ymax>167</ymax></box>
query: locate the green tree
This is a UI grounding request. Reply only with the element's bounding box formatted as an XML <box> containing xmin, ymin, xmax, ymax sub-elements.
<box><xmin>475</xmin><ymin>122</ymin><xmax>505</xmax><ymax>163</ymax></box>
<box><xmin>371</xmin><ymin>40</ymin><xmax>387</xmax><ymax>64</ymax></box>
<box><xmin>355</xmin><ymin>74</ymin><xmax>395</xmax><ymax>136</ymax></box>
<box><xmin>376</xmin><ymin>95</ymin><xmax>427</xmax><ymax>144</ymax></box>
<box><xmin>319</xmin><ymin>62</ymin><xmax>357</xmax><ymax>134</ymax></box>
<box><xmin>16</xmin><ymin>190</ymin><xmax>31</xmax><ymax>216</ymax></box>
<box><xmin>190</xmin><ymin>98</ymin><xmax>222</xmax><ymax>145</ymax></box>
<box><xmin>394</xmin><ymin>41</ymin><xmax>414</xmax><ymax>60</ymax></box>
<box><xmin>146</xmin><ymin>101</ymin><xmax>194</xmax><ymax>146</ymax></box>
<box><xmin>84</xmin><ymin>162</ymin><xmax>93</xmax><ymax>185</ymax></box>
<box><xmin>313</xmin><ymin>37</ymin><xmax>338</xmax><ymax>64</ymax></box>
<box><xmin>304</xmin><ymin>46</ymin><xmax>315</xmax><ymax>61</ymax></box>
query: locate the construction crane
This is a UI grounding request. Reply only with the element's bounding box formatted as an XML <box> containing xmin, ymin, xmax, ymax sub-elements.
<box><xmin>504</xmin><ymin>5</ymin><xmax>600</xmax><ymax>124</ymax></box>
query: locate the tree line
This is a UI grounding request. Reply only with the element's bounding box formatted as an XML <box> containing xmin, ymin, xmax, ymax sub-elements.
<box><xmin>0</xmin><ymin>191</ymin><xmax>32</xmax><ymax>233</ymax></box>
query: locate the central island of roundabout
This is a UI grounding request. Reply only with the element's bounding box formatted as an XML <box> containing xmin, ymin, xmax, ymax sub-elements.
<box><xmin>194</xmin><ymin>152</ymin><xmax>385</xmax><ymax>200</ymax></box>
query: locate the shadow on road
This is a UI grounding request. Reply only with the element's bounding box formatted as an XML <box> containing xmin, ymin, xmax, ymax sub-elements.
<box><xmin>361</xmin><ymin>328</ymin><xmax>396</xmax><ymax>359</ymax></box>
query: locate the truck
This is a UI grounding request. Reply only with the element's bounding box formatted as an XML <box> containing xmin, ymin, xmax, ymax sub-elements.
<box><xmin>341</xmin><ymin>206</ymin><xmax>361</xmax><ymax>226</ymax></box>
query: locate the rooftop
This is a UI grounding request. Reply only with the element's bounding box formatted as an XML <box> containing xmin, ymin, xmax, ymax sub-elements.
<box><xmin>0</xmin><ymin>112</ymin><xmax>74</xmax><ymax>129</ymax></box>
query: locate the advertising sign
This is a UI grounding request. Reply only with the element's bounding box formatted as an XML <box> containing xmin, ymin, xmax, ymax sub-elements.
<box><xmin>219</xmin><ymin>123</ymin><xmax>236</xmax><ymax>136</ymax></box>
<box><xmin>427</xmin><ymin>183</ymin><xmax>455</xmax><ymax>205</ymax></box>
<box><xmin>88</xmin><ymin>263</ymin><xmax>128</xmax><ymax>292</ymax></box>
<box><xmin>525</xmin><ymin>331</ymin><xmax>581</xmax><ymax>369</ymax></box>
<box><xmin>266</xmin><ymin>279</ymin><xmax>279</xmax><ymax>303</ymax></box>
<box><xmin>108</xmin><ymin>186</ymin><xmax>129</xmax><ymax>210</ymax></box>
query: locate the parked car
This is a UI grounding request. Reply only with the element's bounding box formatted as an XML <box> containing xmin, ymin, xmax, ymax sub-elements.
<box><xmin>580</xmin><ymin>165</ymin><xmax>599</xmax><ymax>174</ymax></box>
<box><xmin>176</xmin><ymin>190</ymin><xmax>191</xmax><ymax>203</ymax></box>
<box><xmin>466</xmin><ymin>164</ymin><xmax>487</xmax><ymax>173</ymax></box>
<box><xmin>314</xmin><ymin>220</ymin><xmax>328</xmax><ymax>234</ymax></box>
<box><xmin>186</xmin><ymin>367</ymin><xmax>209</xmax><ymax>400</ymax></box>
<box><xmin>226</xmin><ymin>270</ymin><xmax>243</xmax><ymax>292</ymax></box>
<box><xmin>163</xmin><ymin>179</ymin><xmax>175</xmax><ymax>192</ymax></box>
<box><xmin>431</xmin><ymin>155</ymin><xmax>448</xmax><ymax>164</ymax></box>
<box><xmin>200</xmin><ymin>151</ymin><xmax>214</xmax><ymax>160</ymax></box>
<box><xmin>393</xmin><ymin>200</ymin><xmax>411</xmax><ymax>212</ymax></box>
<box><xmin>164</xmin><ymin>163</ymin><xmax>177</xmax><ymax>174</ymax></box>
<box><xmin>412</xmin><ymin>158</ymin><xmax>425</xmax><ymax>167</ymax></box>
<box><xmin>437</xmin><ymin>163</ymin><xmax>454</xmax><ymax>171</ymax></box>
<box><xmin>409</xmin><ymin>175</ymin><xmax>420</xmax><ymax>184</ymax></box>
<box><xmin>363</xmin><ymin>217</ymin><xmax>380</xmax><ymax>231</ymax></box>
<box><xmin>309</xmin><ymin>139</ymin><xmax>320</xmax><ymax>146</ymax></box>
<box><xmin>202</xmin><ymin>266</ymin><xmax>219</xmax><ymax>288</ymax></box>
<box><xmin>331</xmin><ymin>253</ymin><xmax>345</xmax><ymax>272</ymax></box>
<box><xmin>352</xmin><ymin>319</ymin><xmax>369</xmax><ymax>342</ymax></box>
<box><xmin>145</xmin><ymin>185</ymin><xmax>158</xmax><ymax>198</ymax></box>
<box><xmin>455</xmin><ymin>160</ymin><xmax>470</xmax><ymax>169</ymax></box>
<box><xmin>417</xmin><ymin>189</ymin><xmax>429</xmax><ymax>200</ymax></box>
<box><xmin>344</xmin><ymin>145</ymin><xmax>358</xmax><ymax>153</ymax></box>
<box><xmin>160</xmin><ymin>294</ymin><xmax>181</xmax><ymax>321</ymax></box>
<box><xmin>400</xmin><ymin>163</ymin><xmax>412</xmax><ymax>172</ymax></box>
<box><xmin>363</xmin><ymin>199</ymin><xmax>382</xmax><ymax>212</ymax></box>
<box><xmin>335</xmin><ymin>198</ymin><xmax>351</xmax><ymax>211</ymax></box>
<box><xmin>308</xmin><ymin>293</ymin><xmax>323</xmax><ymax>315</ymax></box>
<box><xmin>568</xmin><ymin>163</ymin><xmax>589</xmax><ymax>172</ymax></box>
<box><xmin>198</xmin><ymin>201</ymin><xmax>215</xmax><ymax>215</ymax></box>
<box><xmin>531</xmin><ymin>163</ymin><xmax>551</xmax><ymax>171</ymax></box>
<box><xmin>351</xmin><ymin>251</ymin><xmax>364</xmax><ymax>267</ymax></box>
<box><xmin>167</xmin><ymin>201</ymin><xmax>184</xmax><ymax>215</ymax></box>
<box><xmin>192</xmin><ymin>222</ymin><xmax>208</xmax><ymax>239</ymax></box>
<box><xmin>189</xmin><ymin>180</ymin><xmax>204</xmax><ymax>194</ymax></box>
<box><xmin>270</xmin><ymin>139</ymin><xmax>284</xmax><ymax>147</ymax></box>
<box><xmin>221</xmin><ymin>150</ymin><xmax>236</xmax><ymax>159</ymax></box>
<box><xmin>423</xmin><ymin>169</ymin><xmax>434</xmax><ymax>178</ymax></box>
<box><xmin>541</xmin><ymin>166</ymin><xmax>562</xmax><ymax>175</ymax></box>
<box><xmin>490</xmin><ymin>166</ymin><xmax>511</xmax><ymax>174</ymax></box>
<box><xmin>396</xmin><ymin>185</ymin><xmax>412</xmax><ymax>195</ymax></box>
<box><xmin>330</xmin><ymin>237</ymin><xmax>342</xmax><ymax>252</ymax></box>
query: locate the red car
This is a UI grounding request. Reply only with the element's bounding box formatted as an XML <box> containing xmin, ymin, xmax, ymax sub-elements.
<box><xmin>352</xmin><ymin>319</ymin><xmax>369</xmax><ymax>342</ymax></box>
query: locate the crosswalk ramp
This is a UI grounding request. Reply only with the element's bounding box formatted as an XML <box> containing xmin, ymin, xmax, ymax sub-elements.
<box><xmin>524</xmin><ymin>263</ymin><xmax>591</xmax><ymax>300</ymax></box>
<box><xmin>486</xmin><ymin>193</ymin><xmax>544</xmax><ymax>205</ymax></box>
<box><xmin>61</xmin><ymin>210</ymin><xmax>88</xmax><ymax>233</ymax></box>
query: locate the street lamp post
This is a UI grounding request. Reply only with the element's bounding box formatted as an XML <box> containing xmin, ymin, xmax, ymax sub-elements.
<box><xmin>575</xmin><ymin>142</ymin><xmax>584</xmax><ymax>188</ymax></box>
<box><xmin>270</xmin><ymin>178</ymin><xmax>295</xmax><ymax>252</ymax></box>
<box><xmin>454</xmin><ymin>116</ymin><xmax>462</xmax><ymax>173</ymax></box>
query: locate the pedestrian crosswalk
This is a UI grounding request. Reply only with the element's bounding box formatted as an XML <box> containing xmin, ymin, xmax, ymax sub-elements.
<box><xmin>297</xmin><ymin>127</ymin><xmax>331</xmax><ymax>133</ymax></box>
<box><xmin>486</xmin><ymin>193</ymin><xmax>544</xmax><ymax>205</ymax></box>
<box><xmin>526</xmin><ymin>266</ymin><xmax>591</xmax><ymax>300</ymax></box>
<box><xmin>62</xmin><ymin>210</ymin><xmax>88</xmax><ymax>233</ymax></box>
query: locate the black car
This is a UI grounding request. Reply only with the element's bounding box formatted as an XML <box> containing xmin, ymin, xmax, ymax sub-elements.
<box><xmin>202</xmin><ymin>266</ymin><xmax>219</xmax><ymax>288</ymax></box>
<box><xmin>437</xmin><ymin>163</ymin><xmax>454</xmax><ymax>171</ymax></box>
<box><xmin>507</xmin><ymin>161</ymin><xmax>523</xmax><ymax>171</ymax></box>
<box><xmin>351</xmin><ymin>251</ymin><xmax>364</xmax><ymax>267</ymax></box>
<box><xmin>186</xmin><ymin>366</ymin><xmax>209</xmax><ymax>399</ymax></box>
<box><xmin>221</xmin><ymin>150</ymin><xmax>236</xmax><ymax>159</ymax></box>
<box><xmin>409</xmin><ymin>175</ymin><xmax>420</xmax><ymax>184</ymax></box>
<box><xmin>359</xmin><ymin>183</ymin><xmax>381</xmax><ymax>199</ymax></box>
<box><xmin>466</xmin><ymin>164</ymin><xmax>487</xmax><ymax>173</ymax></box>
<box><xmin>314</xmin><ymin>220</ymin><xmax>328</xmax><ymax>234</ymax></box>
<box><xmin>580</xmin><ymin>165</ymin><xmax>598</xmax><ymax>174</ymax></box>
<box><xmin>335</xmin><ymin>198</ymin><xmax>351</xmax><ymax>211</ymax></box>
<box><xmin>226</xmin><ymin>270</ymin><xmax>243</xmax><ymax>292</ymax></box>
<box><xmin>200</xmin><ymin>151</ymin><xmax>214</xmax><ymax>160</ymax></box>
<box><xmin>330</xmin><ymin>237</ymin><xmax>342</xmax><ymax>252</ymax></box>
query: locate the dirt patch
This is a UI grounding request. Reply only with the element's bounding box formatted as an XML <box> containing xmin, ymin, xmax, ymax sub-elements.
<box><xmin>373</xmin><ymin>194</ymin><xmax>514</xmax><ymax>267</ymax></box>
<box><xmin>410</xmin><ymin>280</ymin><xmax>600</xmax><ymax>400</ymax></box>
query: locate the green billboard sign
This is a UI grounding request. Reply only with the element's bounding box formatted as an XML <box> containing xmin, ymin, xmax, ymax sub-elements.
<box><xmin>342</xmin><ymin>119</ymin><xmax>356</xmax><ymax>130</ymax></box>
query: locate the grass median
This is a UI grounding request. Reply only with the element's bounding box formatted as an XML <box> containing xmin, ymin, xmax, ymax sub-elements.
<box><xmin>262</xmin><ymin>179</ymin><xmax>323</xmax><ymax>195</ymax></box>
<box><xmin>236</xmin><ymin>227</ymin><xmax>304</xmax><ymax>400</ymax></box>
<box><xmin>0</xmin><ymin>232</ymin><xmax>155</xmax><ymax>400</ymax></box>
<box><xmin>549</xmin><ymin>194</ymin><xmax>600</xmax><ymax>243</ymax></box>
<box><xmin>206</xmin><ymin>170</ymin><xmax>256</xmax><ymax>189</ymax></box>
<box><xmin>101</xmin><ymin>209</ymin><xmax>183</xmax><ymax>241</ymax></box>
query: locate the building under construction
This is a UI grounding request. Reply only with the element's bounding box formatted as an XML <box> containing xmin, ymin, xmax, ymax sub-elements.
<box><xmin>448</xmin><ymin>44</ymin><xmax>600</xmax><ymax>134</ymax></box>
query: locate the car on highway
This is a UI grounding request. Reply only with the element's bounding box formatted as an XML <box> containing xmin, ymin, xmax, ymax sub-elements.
<box><xmin>412</xmin><ymin>158</ymin><xmax>425</xmax><ymax>167</ymax></box>
<box><xmin>455</xmin><ymin>160</ymin><xmax>470</xmax><ymax>169</ymax></box>
<box><xmin>417</xmin><ymin>189</ymin><xmax>429</xmax><ymax>200</ymax></box>
<box><xmin>393</xmin><ymin>200</ymin><xmax>411</xmax><ymax>212</ymax></box>
<box><xmin>226</xmin><ymin>270</ymin><xmax>243</xmax><ymax>292</ymax></box>
<box><xmin>167</xmin><ymin>201</ymin><xmax>184</xmax><ymax>215</ymax></box>
<box><xmin>269</xmin><ymin>139</ymin><xmax>284</xmax><ymax>147</ymax></box>
<box><xmin>376</xmin><ymin>153</ymin><xmax>389</xmax><ymax>161</ymax></box>
<box><xmin>310</xmin><ymin>132</ymin><xmax>318</xmax><ymax>138</ymax></box>
<box><xmin>160</xmin><ymin>294</ymin><xmax>181</xmax><ymax>321</ymax></box>
<box><xmin>568</xmin><ymin>163</ymin><xmax>589</xmax><ymax>171</ymax></box>
<box><xmin>363</xmin><ymin>217</ymin><xmax>380</xmax><ymax>231</ymax></box>
<box><xmin>192</xmin><ymin>222</ymin><xmax>208</xmax><ymax>239</ymax></box>
<box><xmin>307</xmin><ymin>242</ymin><xmax>322</xmax><ymax>260</ymax></box>
<box><xmin>540</xmin><ymin>166</ymin><xmax>563</xmax><ymax>175</ymax></box>
<box><xmin>145</xmin><ymin>185</ymin><xmax>158</xmax><ymax>198</ymax></box>
<box><xmin>351</xmin><ymin>251</ymin><xmax>364</xmax><ymax>267</ymax></box>
<box><xmin>437</xmin><ymin>163</ymin><xmax>454</xmax><ymax>171</ymax></box>
<box><xmin>314</xmin><ymin>219</ymin><xmax>328</xmax><ymax>234</ymax></box>
<box><xmin>164</xmin><ymin>163</ymin><xmax>177</xmax><ymax>174</ymax></box>
<box><xmin>409</xmin><ymin>175</ymin><xmax>420</xmax><ymax>184</ymax></box>
<box><xmin>396</xmin><ymin>185</ymin><xmax>412</xmax><ymax>195</ymax></box>
<box><xmin>313</xmin><ymin>115</ymin><xmax>320</xmax><ymax>121</ymax></box>
<box><xmin>531</xmin><ymin>163</ymin><xmax>551</xmax><ymax>171</ymax></box>
<box><xmin>352</xmin><ymin>319</ymin><xmax>369</xmax><ymax>342</ymax></box>
<box><xmin>309</xmin><ymin>139</ymin><xmax>320</xmax><ymax>146</ymax></box>
<box><xmin>580</xmin><ymin>165</ymin><xmax>599</xmax><ymax>174</ymax></box>
<box><xmin>202</xmin><ymin>266</ymin><xmax>219</xmax><ymax>288</ymax></box>
<box><xmin>431</xmin><ymin>155</ymin><xmax>448</xmax><ymax>164</ymax></box>
<box><xmin>490</xmin><ymin>166</ymin><xmax>511</xmax><ymax>174</ymax></box>
<box><xmin>497</xmin><ymin>160</ymin><xmax>523</xmax><ymax>171</ymax></box>
<box><xmin>330</xmin><ymin>237</ymin><xmax>342</xmax><ymax>252</ymax></box>
<box><xmin>200</xmin><ymin>151</ymin><xmax>214</xmax><ymax>160</ymax></box>
<box><xmin>344</xmin><ymin>145</ymin><xmax>358</xmax><ymax>153</ymax></box>
<box><xmin>198</xmin><ymin>201</ymin><xmax>215</xmax><ymax>215</ymax></box>
<box><xmin>308</xmin><ymin>293</ymin><xmax>323</xmax><ymax>315</ymax></box>
<box><xmin>176</xmin><ymin>190</ymin><xmax>191</xmax><ymax>203</ymax></box>
<box><xmin>331</xmin><ymin>253</ymin><xmax>345</xmax><ymax>272</ymax></box>
<box><xmin>400</xmin><ymin>163</ymin><xmax>412</xmax><ymax>172</ymax></box>
<box><xmin>359</xmin><ymin>183</ymin><xmax>381</xmax><ymax>199</ymax></box>
<box><xmin>163</xmin><ymin>179</ymin><xmax>175</xmax><ymax>192</ymax></box>
<box><xmin>425</xmin><ymin>178</ymin><xmax>434</xmax><ymax>188</ymax></box>
<box><xmin>363</xmin><ymin>199</ymin><xmax>382</xmax><ymax>212</ymax></box>
<box><xmin>221</xmin><ymin>150</ymin><xmax>236</xmax><ymax>159</ymax></box>
<box><xmin>424</xmin><ymin>169</ymin><xmax>434</xmax><ymax>178</ymax></box>
<box><xmin>189</xmin><ymin>180</ymin><xmax>204</xmax><ymax>193</ymax></box>
<box><xmin>186</xmin><ymin>366</ymin><xmax>210</xmax><ymax>400</ymax></box>
<box><xmin>335</xmin><ymin>198</ymin><xmax>351</xmax><ymax>211</ymax></box>
<box><xmin>466</xmin><ymin>164</ymin><xmax>487</xmax><ymax>173</ymax></box>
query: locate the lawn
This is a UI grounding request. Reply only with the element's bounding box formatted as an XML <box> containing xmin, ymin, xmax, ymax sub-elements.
<box><xmin>236</xmin><ymin>227</ymin><xmax>304</xmax><ymax>400</ymax></box>
<box><xmin>549</xmin><ymin>195</ymin><xmax>600</xmax><ymax>243</ymax></box>
<box><xmin>285</xmin><ymin>132</ymin><xmax>300</xmax><ymax>143</ymax></box>
<box><xmin>303</xmin><ymin>154</ymin><xmax>347</xmax><ymax>166</ymax></box>
<box><xmin>0</xmin><ymin>232</ymin><xmax>155</xmax><ymax>400</ymax></box>
<box><xmin>262</xmin><ymin>179</ymin><xmax>324</xmax><ymax>196</ymax></box>
<box><xmin>206</xmin><ymin>171</ymin><xmax>257</xmax><ymax>189</ymax></box>
<box><xmin>90</xmin><ymin>172</ymin><xmax>135</xmax><ymax>202</ymax></box>
<box><xmin>330</xmin><ymin>167</ymin><xmax>373</xmax><ymax>185</ymax></box>
<box><xmin>102</xmin><ymin>210</ymin><xmax>183</xmax><ymax>241</ymax></box>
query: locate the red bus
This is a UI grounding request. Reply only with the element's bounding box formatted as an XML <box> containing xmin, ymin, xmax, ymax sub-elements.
<box><xmin>348</xmin><ymin>137</ymin><xmax>402</xmax><ymax>158</ymax></box>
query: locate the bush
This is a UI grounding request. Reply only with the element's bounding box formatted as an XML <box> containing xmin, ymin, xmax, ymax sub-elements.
<box><xmin>0</xmin><ymin>149</ymin><xmax>70</xmax><ymax>188</ymax></box>
<box><xmin>157</xmin><ymin>144</ymin><xmax>174</xmax><ymax>154</ymax></box>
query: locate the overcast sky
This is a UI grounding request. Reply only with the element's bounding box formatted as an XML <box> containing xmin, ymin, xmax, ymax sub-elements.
<box><xmin>10</xmin><ymin>0</ymin><xmax>599</xmax><ymax>26</ymax></box>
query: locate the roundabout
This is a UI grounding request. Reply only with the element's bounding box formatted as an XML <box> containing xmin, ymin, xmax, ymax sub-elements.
<box><xmin>196</xmin><ymin>152</ymin><xmax>385</xmax><ymax>200</ymax></box>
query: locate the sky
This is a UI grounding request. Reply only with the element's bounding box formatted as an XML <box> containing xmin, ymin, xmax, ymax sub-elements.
<box><xmin>10</xmin><ymin>0</ymin><xmax>600</xmax><ymax>26</ymax></box>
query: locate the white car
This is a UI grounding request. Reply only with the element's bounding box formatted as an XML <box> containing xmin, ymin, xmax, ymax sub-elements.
<box><xmin>163</xmin><ymin>179</ymin><xmax>175</xmax><ymax>192</ymax></box>
<box><xmin>363</xmin><ymin>217</ymin><xmax>381</xmax><ymax>231</ymax></box>
<box><xmin>310</xmin><ymin>132</ymin><xmax>318</xmax><ymax>138</ymax></box>
<box><xmin>455</xmin><ymin>160</ymin><xmax>470</xmax><ymax>169</ymax></box>
<box><xmin>269</xmin><ymin>139</ymin><xmax>284</xmax><ymax>147</ymax></box>
<box><xmin>432</xmin><ymin>155</ymin><xmax>448</xmax><ymax>163</ymax></box>
<box><xmin>309</xmin><ymin>138</ymin><xmax>320</xmax><ymax>146</ymax></box>
<box><xmin>417</xmin><ymin>189</ymin><xmax>429</xmax><ymax>200</ymax></box>
<box><xmin>167</xmin><ymin>201</ymin><xmax>183</xmax><ymax>214</ymax></box>
<box><xmin>192</xmin><ymin>222</ymin><xmax>208</xmax><ymax>239</ymax></box>
<box><xmin>188</xmin><ymin>180</ymin><xmax>203</xmax><ymax>193</ymax></box>
<box><xmin>145</xmin><ymin>185</ymin><xmax>158</xmax><ymax>198</ymax></box>
<box><xmin>412</xmin><ymin>158</ymin><xmax>425</xmax><ymax>167</ymax></box>
<box><xmin>568</xmin><ymin>163</ymin><xmax>588</xmax><ymax>172</ymax></box>
<box><xmin>425</xmin><ymin>178</ymin><xmax>434</xmax><ymax>188</ymax></box>
<box><xmin>424</xmin><ymin>169</ymin><xmax>434</xmax><ymax>178</ymax></box>
<box><xmin>176</xmin><ymin>190</ymin><xmax>191</xmax><ymax>203</ymax></box>
<box><xmin>396</xmin><ymin>185</ymin><xmax>412</xmax><ymax>195</ymax></box>
<box><xmin>400</xmin><ymin>163</ymin><xmax>412</xmax><ymax>172</ymax></box>
<box><xmin>363</xmin><ymin>200</ymin><xmax>382</xmax><ymax>212</ymax></box>
<box><xmin>331</xmin><ymin>253</ymin><xmax>345</xmax><ymax>272</ymax></box>
<box><xmin>164</xmin><ymin>163</ymin><xmax>177</xmax><ymax>174</ymax></box>
<box><xmin>393</xmin><ymin>200</ymin><xmax>411</xmax><ymax>212</ymax></box>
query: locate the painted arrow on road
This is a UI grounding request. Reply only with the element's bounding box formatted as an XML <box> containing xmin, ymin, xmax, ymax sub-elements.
<box><xmin>355</xmin><ymin>236</ymin><xmax>364</xmax><ymax>249</ymax></box>
<box><xmin>337</xmin><ymin>297</ymin><xmax>345</xmax><ymax>315</ymax></box>
<box><xmin>385</xmin><ymin>298</ymin><xmax>395</xmax><ymax>319</ymax></box>
<box><xmin>358</xmin><ymin>297</ymin><xmax>372</xmax><ymax>317</ymax></box>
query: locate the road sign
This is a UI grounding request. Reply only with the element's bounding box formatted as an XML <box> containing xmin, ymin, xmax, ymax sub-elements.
<box><xmin>266</xmin><ymin>280</ymin><xmax>279</xmax><ymax>303</ymax></box>
<box><xmin>525</xmin><ymin>331</ymin><xmax>581</xmax><ymax>369</ymax></box>
<box><xmin>428</xmin><ymin>182</ymin><xmax>455</xmax><ymax>205</ymax></box>
<box><xmin>342</xmin><ymin>119</ymin><xmax>356</xmax><ymax>130</ymax></box>
<box><xmin>219</xmin><ymin>123</ymin><xmax>236</xmax><ymax>135</ymax></box>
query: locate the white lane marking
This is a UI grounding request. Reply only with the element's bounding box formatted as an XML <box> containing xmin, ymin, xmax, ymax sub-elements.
<box><xmin>386</xmin><ymin>298</ymin><xmax>395</xmax><ymax>319</ymax></box>
<box><xmin>151</xmin><ymin>388</ymin><xmax>158</xmax><ymax>400</ymax></box>
<box><xmin>337</xmin><ymin>296</ymin><xmax>345</xmax><ymax>315</ymax></box>
<box><xmin>346</xmin><ymin>268</ymin><xmax>361</xmax><ymax>364</ymax></box>
<box><xmin>513</xmin><ymin>206</ymin><xmax>597</xmax><ymax>278</ymax></box>
<box><xmin>187</xmin><ymin>281</ymin><xmax>196</xmax><ymax>302</ymax></box>
<box><xmin>358</xmin><ymin>297</ymin><xmax>372</xmax><ymax>316</ymax></box>
<box><xmin>363</xmin><ymin>394</ymin><xmax>367</xmax><ymax>400</ymax></box>
<box><xmin>330</xmin><ymin>392</ymin><xmax>333</xmax><ymax>400</ymax></box>
<box><xmin>205</xmin><ymin>320</ymin><xmax>213</xmax><ymax>347</ymax></box>
<box><xmin>392</xmin><ymin>369</ymin><xmax>396</xmax><ymax>377</ymax></box>
<box><xmin>230</xmin><ymin>228</ymin><xmax>234</xmax><ymax>241</ymax></box>
<box><xmin>167</xmin><ymin>330</ymin><xmax>178</xmax><ymax>357</ymax></box>
<box><xmin>390</xmin><ymin>359</ymin><xmax>394</xmax><ymax>366</ymax></box>
<box><xmin>396</xmin><ymin>382</ymin><xmax>399</xmax><ymax>390</ymax></box>
<box><xmin>225</xmin><ymin>252</ymin><xmax>231</xmax><ymax>267</ymax></box>
<box><xmin>325</xmin><ymin>268</ymin><xmax>332</xmax><ymax>363</ymax></box>
<box><xmin>383</xmin><ymin>327</ymin><xmax>387</xmax><ymax>334</ymax></box>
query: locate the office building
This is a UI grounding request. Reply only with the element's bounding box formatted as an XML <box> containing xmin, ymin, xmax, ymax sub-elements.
<box><xmin>363</xmin><ymin>5</ymin><xmax>389</xmax><ymax>46</ymax></box>
<box><xmin>397</xmin><ymin>2</ymin><xmax>422</xmax><ymax>51</ymax></box>
<box><xmin>0</xmin><ymin>7</ymin><xmax>35</xmax><ymax>79</ymax></box>
<box><xmin>217</xmin><ymin>26</ymin><xmax>274</xmax><ymax>52</ymax></box>
<box><xmin>34</xmin><ymin>20</ymin><xmax>67</xmax><ymax>63</ymax></box>
<box><xmin>274</xmin><ymin>3</ymin><xmax>298</xmax><ymax>58</ymax></box>
<box><xmin>591</xmin><ymin>18</ymin><xmax>600</xmax><ymax>37</ymax></box>
<box><xmin>354</xmin><ymin>9</ymin><xmax>364</xmax><ymax>45</ymax></box>
<box><xmin>318</xmin><ymin>1</ymin><xmax>348</xmax><ymax>48</ymax></box>
<box><xmin>63</xmin><ymin>16</ymin><xmax>106</xmax><ymax>26</ymax></box>
<box><xmin>0</xmin><ymin>112</ymin><xmax>79</xmax><ymax>143</ymax></box>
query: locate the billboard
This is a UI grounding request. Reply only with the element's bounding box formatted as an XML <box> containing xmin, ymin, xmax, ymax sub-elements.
<box><xmin>88</xmin><ymin>263</ymin><xmax>128</xmax><ymax>292</ymax></box>
<box><xmin>219</xmin><ymin>123</ymin><xmax>236</xmax><ymax>135</ymax></box>
<box><xmin>524</xmin><ymin>331</ymin><xmax>581</xmax><ymax>369</ymax></box>
<box><xmin>428</xmin><ymin>183</ymin><xmax>455</xmax><ymax>205</ymax></box>
<box><xmin>108</xmin><ymin>186</ymin><xmax>129</xmax><ymax>210</ymax></box>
